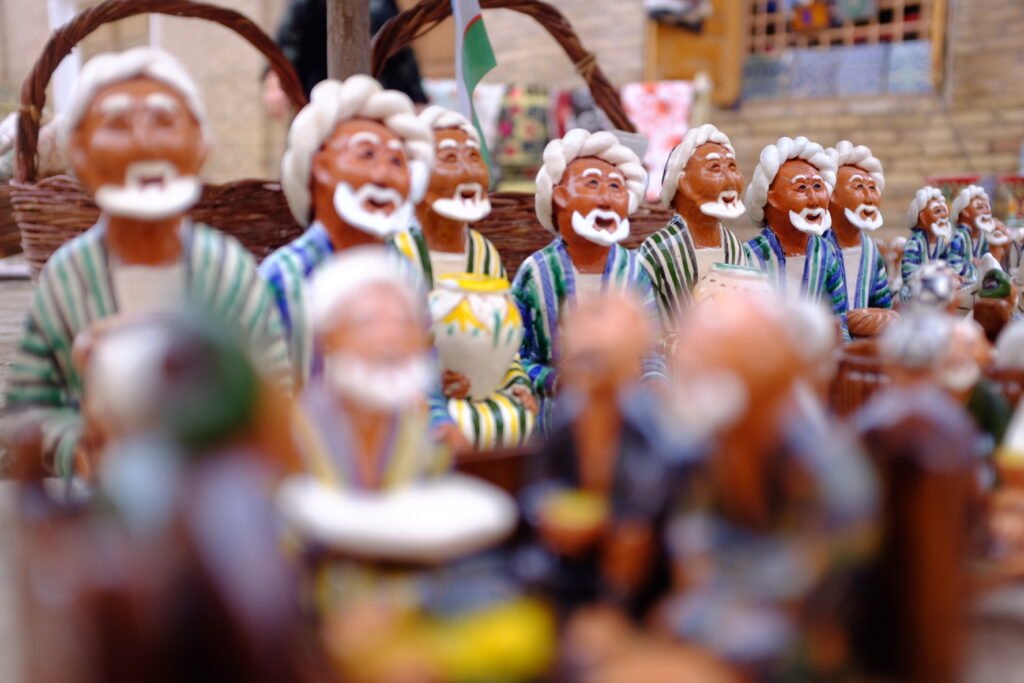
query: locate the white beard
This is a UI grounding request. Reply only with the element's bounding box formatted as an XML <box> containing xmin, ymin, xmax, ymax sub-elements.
<box><xmin>699</xmin><ymin>190</ymin><xmax>746</xmax><ymax>220</ymax></box>
<box><xmin>326</xmin><ymin>353</ymin><xmax>431</xmax><ymax>412</ymax></box>
<box><xmin>988</xmin><ymin>230</ymin><xmax>1010</xmax><ymax>247</ymax></box>
<box><xmin>931</xmin><ymin>219</ymin><xmax>952</xmax><ymax>240</ymax></box>
<box><xmin>430</xmin><ymin>183</ymin><xmax>491</xmax><ymax>223</ymax></box>
<box><xmin>333</xmin><ymin>182</ymin><xmax>413</xmax><ymax>238</ymax></box>
<box><xmin>975</xmin><ymin>213</ymin><xmax>996</xmax><ymax>234</ymax></box>
<box><xmin>571</xmin><ymin>209</ymin><xmax>630</xmax><ymax>247</ymax></box>
<box><xmin>844</xmin><ymin>204</ymin><xmax>884</xmax><ymax>231</ymax></box>
<box><xmin>789</xmin><ymin>207</ymin><xmax>831</xmax><ymax>236</ymax></box>
<box><xmin>95</xmin><ymin>161</ymin><xmax>201</xmax><ymax>220</ymax></box>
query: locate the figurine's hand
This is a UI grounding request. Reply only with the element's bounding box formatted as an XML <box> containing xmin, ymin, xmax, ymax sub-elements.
<box><xmin>433</xmin><ymin>422</ymin><xmax>471</xmax><ymax>455</ymax></box>
<box><xmin>262</xmin><ymin>72</ymin><xmax>289</xmax><ymax>120</ymax></box>
<box><xmin>601</xmin><ymin>521</ymin><xmax>655</xmax><ymax>594</ymax></box>
<box><xmin>442</xmin><ymin>371</ymin><xmax>471</xmax><ymax>400</ymax></box>
<box><xmin>510</xmin><ymin>384</ymin><xmax>539</xmax><ymax>414</ymax></box>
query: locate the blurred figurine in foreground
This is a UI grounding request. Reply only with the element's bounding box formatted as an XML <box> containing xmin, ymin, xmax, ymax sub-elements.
<box><xmin>824</xmin><ymin>141</ymin><xmax>897</xmax><ymax>338</ymax></box>
<box><xmin>265</xmin><ymin>74</ymin><xmax>433</xmax><ymax>386</ymax></box>
<box><xmin>4</xmin><ymin>47</ymin><xmax>289</xmax><ymax>479</ymax></box>
<box><xmin>662</xmin><ymin>292</ymin><xmax>876</xmax><ymax>679</ymax></box>
<box><xmin>639</xmin><ymin>124</ymin><xmax>750</xmax><ymax>329</ymax></box>
<box><xmin>518</xmin><ymin>291</ymin><xmax>693</xmax><ymax>621</ymax></box>
<box><xmin>744</xmin><ymin>136</ymin><xmax>850</xmax><ymax>338</ymax></box>
<box><xmin>513</xmin><ymin>129</ymin><xmax>663</xmax><ymax>430</ymax></box>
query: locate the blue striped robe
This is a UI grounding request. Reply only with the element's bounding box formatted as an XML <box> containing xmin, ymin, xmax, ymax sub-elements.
<box><xmin>5</xmin><ymin>220</ymin><xmax>291</xmax><ymax>477</ymax></box>
<box><xmin>745</xmin><ymin>228</ymin><xmax>850</xmax><ymax>339</ymax></box>
<box><xmin>956</xmin><ymin>224</ymin><xmax>985</xmax><ymax>284</ymax></box>
<box><xmin>393</xmin><ymin>225</ymin><xmax>507</xmax><ymax>288</ymax></box>
<box><xmin>511</xmin><ymin>238</ymin><xmax>665</xmax><ymax>430</ymax></box>
<box><xmin>638</xmin><ymin>215</ymin><xmax>749</xmax><ymax>326</ymax></box>
<box><xmin>826</xmin><ymin>231</ymin><xmax>893</xmax><ymax>310</ymax></box>
<box><xmin>900</xmin><ymin>228</ymin><xmax>968</xmax><ymax>301</ymax></box>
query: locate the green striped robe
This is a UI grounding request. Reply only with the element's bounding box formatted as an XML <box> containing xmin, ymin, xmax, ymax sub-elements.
<box><xmin>956</xmin><ymin>224</ymin><xmax>984</xmax><ymax>285</ymax></box>
<box><xmin>393</xmin><ymin>224</ymin><xmax>506</xmax><ymax>288</ymax></box>
<box><xmin>5</xmin><ymin>220</ymin><xmax>291</xmax><ymax>477</ymax></box>
<box><xmin>638</xmin><ymin>215</ymin><xmax>749</xmax><ymax>326</ymax></box>
<box><xmin>826</xmin><ymin>230</ymin><xmax>893</xmax><ymax>310</ymax></box>
<box><xmin>512</xmin><ymin>238</ymin><xmax>666</xmax><ymax>430</ymax></box>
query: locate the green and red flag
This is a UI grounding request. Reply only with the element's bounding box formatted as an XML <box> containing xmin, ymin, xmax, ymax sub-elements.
<box><xmin>452</xmin><ymin>0</ymin><xmax>497</xmax><ymax>169</ymax></box>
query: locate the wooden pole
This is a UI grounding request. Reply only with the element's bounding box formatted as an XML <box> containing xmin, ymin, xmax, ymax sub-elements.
<box><xmin>327</xmin><ymin>0</ymin><xmax>371</xmax><ymax>80</ymax></box>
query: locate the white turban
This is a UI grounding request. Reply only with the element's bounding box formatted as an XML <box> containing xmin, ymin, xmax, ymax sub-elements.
<box><xmin>659</xmin><ymin>124</ymin><xmax>736</xmax><ymax>208</ymax></box>
<box><xmin>418</xmin><ymin>105</ymin><xmax>479</xmax><ymax>145</ymax></box>
<box><xmin>61</xmin><ymin>47</ymin><xmax>209</xmax><ymax>154</ymax></box>
<box><xmin>824</xmin><ymin>140</ymin><xmax>885</xmax><ymax>193</ymax></box>
<box><xmin>307</xmin><ymin>246</ymin><xmax>424</xmax><ymax>337</ymax></box>
<box><xmin>534</xmin><ymin>129</ymin><xmax>648</xmax><ymax>235</ymax></box>
<box><xmin>951</xmin><ymin>184</ymin><xmax>989</xmax><ymax>223</ymax></box>
<box><xmin>743</xmin><ymin>136</ymin><xmax>837</xmax><ymax>226</ymax></box>
<box><xmin>281</xmin><ymin>75</ymin><xmax>434</xmax><ymax>227</ymax></box>
<box><xmin>906</xmin><ymin>186</ymin><xmax>946</xmax><ymax>230</ymax></box>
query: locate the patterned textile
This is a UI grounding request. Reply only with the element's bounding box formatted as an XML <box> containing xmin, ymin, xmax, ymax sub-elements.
<box><xmin>836</xmin><ymin>44</ymin><xmax>889</xmax><ymax>98</ymax></box>
<box><xmin>790</xmin><ymin>47</ymin><xmax>840</xmax><ymax>99</ymax></box>
<box><xmin>638</xmin><ymin>215</ymin><xmax>750</xmax><ymax>326</ymax></box>
<box><xmin>957</xmin><ymin>223</ymin><xmax>989</xmax><ymax>262</ymax></box>
<box><xmin>494</xmin><ymin>85</ymin><xmax>550</xmax><ymax>182</ymax></box>
<box><xmin>550</xmin><ymin>88</ymin><xmax>613</xmax><ymax>139</ymax></box>
<box><xmin>746</xmin><ymin>228</ymin><xmax>850</xmax><ymax>338</ymax></box>
<box><xmin>621</xmin><ymin>81</ymin><xmax>695</xmax><ymax>201</ymax></box>
<box><xmin>888</xmin><ymin>40</ymin><xmax>933</xmax><ymax>94</ymax></box>
<box><xmin>826</xmin><ymin>231</ymin><xmax>893</xmax><ymax>310</ymax></box>
<box><xmin>5</xmin><ymin>220</ymin><xmax>291</xmax><ymax>477</ymax></box>
<box><xmin>511</xmin><ymin>238</ymin><xmax>666</xmax><ymax>430</ymax></box>
<box><xmin>422</xmin><ymin>78</ymin><xmax>507</xmax><ymax>151</ymax></box>
<box><xmin>393</xmin><ymin>225</ymin><xmax>506</xmax><ymax>289</ymax></box>
<box><xmin>742</xmin><ymin>53</ymin><xmax>792</xmax><ymax>102</ymax></box>
<box><xmin>835</xmin><ymin>0</ymin><xmax>878</xmax><ymax>22</ymax></box>
<box><xmin>292</xmin><ymin>380</ymin><xmax>450</xmax><ymax>491</ymax></box>
<box><xmin>899</xmin><ymin>228</ymin><xmax>968</xmax><ymax>300</ymax></box>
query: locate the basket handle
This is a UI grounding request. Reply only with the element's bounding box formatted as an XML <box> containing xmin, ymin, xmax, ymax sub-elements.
<box><xmin>15</xmin><ymin>0</ymin><xmax>308</xmax><ymax>183</ymax></box>
<box><xmin>371</xmin><ymin>0</ymin><xmax>636</xmax><ymax>134</ymax></box>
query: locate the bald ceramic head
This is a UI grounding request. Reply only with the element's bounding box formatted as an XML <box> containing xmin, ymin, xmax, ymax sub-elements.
<box><xmin>559</xmin><ymin>291</ymin><xmax>651</xmax><ymax>394</ymax></box>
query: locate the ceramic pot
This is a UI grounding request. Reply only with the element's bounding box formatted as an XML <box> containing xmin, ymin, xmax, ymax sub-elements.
<box><xmin>429</xmin><ymin>273</ymin><xmax>523</xmax><ymax>401</ymax></box>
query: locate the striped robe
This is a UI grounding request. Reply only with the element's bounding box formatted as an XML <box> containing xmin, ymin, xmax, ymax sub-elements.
<box><xmin>956</xmin><ymin>223</ymin><xmax>985</xmax><ymax>284</ymax></box>
<box><xmin>511</xmin><ymin>238</ymin><xmax>666</xmax><ymax>430</ymax></box>
<box><xmin>259</xmin><ymin>223</ymin><xmax>454</xmax><ymax>432</ymax></box>
<box><xmin>746</xmin><ymin>228</ymin><xmax>850</xmax><ymax>339</ymax></box>
<box><xmin>900</xmin><ymin>228</ymin><xmax>968</xmax><ymax>301</ymax></box>
<box><xmin>291</xmin><ymin>381</ymin><xmax>450</xmax><ymax>491</ymax></box>
<box><xmin>392</xmin><ymin>224</ymin><xmax>507</xmax><ymax>288</ymax></box>
<box><xmin>5</xmin><ymin>220</ymin><xmax>290</xmax><ymax>477</ymax></box>
<box><xmin>395</xmin><ymin>224</ymin><xmax>535</xmax><ymax>449</ymax></box>
<box><xmin>826</xmin><ymin>230</ymin><xmax>894</xmax><ymax>310</ymax></box>
<box><xmin>638</xmin><ymin>214</ymin><xmax>749</xmax><ymax>326</ymax></box>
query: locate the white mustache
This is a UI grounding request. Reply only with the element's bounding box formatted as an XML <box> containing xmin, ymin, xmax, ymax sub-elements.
<box><xmin>430</xmin><ymin>182</ymin><xmax>491</xmax><ymax>223</ymax></box>
<box><xmin>844</xmin><ymin>204</ymin><xmax>883</xmax><ymax>231</ymax></box>
<box><xmin>976</xmin><ymin>214</ymin><xmax>996</xmax><ymax>234</ymax></box>
<box><xmin>789</xmin><ymin>207</ymin><xmax>831</xmax><ymax>236</ymax></box>
<box><xmin>700</xmin><ymin>190</ymin><xmax>746</xmax><ymax>220</ymax></box>
<box><xmin>333</xmin><ymin>182</ymin><xmax>413</xmax><ymax>238</ymax></box>
<box><xmin>931</xmin><ymin>218</ymin><xmax>952</xmax><ymax>240</ymax></box>
<box><xmin>95</xmin><ymin>160</ymin><xmax>201</xmax><ymax>220</ymax></box>
<box><xmin>326</xmin><ymin>353</ymin><xmax>431</xmax><ymax>412</ymax></box>
<box><xmin>571</xmin><ymin>209</ymin><xmax>630</xmax><ymax>247</ymax></box>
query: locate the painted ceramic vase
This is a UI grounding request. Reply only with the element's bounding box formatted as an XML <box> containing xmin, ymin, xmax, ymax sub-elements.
<box><xmin>429</xmin><ymin>273</ymin><xmax>523</xmax><ymax>401</ymax></box>
<box><xmin>692</xmin><ymin>263</ymin><xmax>773</xmax><ymax>303</ymax></box>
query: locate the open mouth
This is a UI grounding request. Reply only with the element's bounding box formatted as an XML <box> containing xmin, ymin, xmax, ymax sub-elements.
<box><xmin>803</xmin><ymin>209</ymin><xmax>825</xmax><ymax>223</ymax></box>
<box><xmin>125</xmin><ymin>161</ymin><xmax>178</xmax><ymax>189</ymax></box>
<box><xmin>720</xmin><ymin>190</ymin><xmax>739</xmax><ymax>206</ymax></box>
<box><xmin>860</xmin><ymin>207</ymin><xmax>877</xmax><ymax>219</ymax></box>
<box><xmin>594</xmin><ymin>215</ymin><xmax>617</xmax><ymax>231</ymax></box>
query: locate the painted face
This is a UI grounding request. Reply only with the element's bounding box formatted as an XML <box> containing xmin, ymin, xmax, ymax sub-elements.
<box><xmin>560</xmin><ymin>293</ymin><xmax>650</xmax><ymax>393</ymax></box>
<box><xmin>766</xmin><ymin>159</ymin><xmax>832</xmax><ymax>236</ymax></box>
<box><xmin>311</xmin><ymin>118</ymin><xmax>414</xmax><ymax>238</ymax></box>
<box><xmin>831</xmin><ymin>164</ymin><xmax>883</xmax><ymax>231</ymax></box>
<box><xmin>69</xmin><ymin>77</ymin><xmax>206</xmax><ymax>220</ymax></box>
<box><xmin>919</xmin><ymin>197</ymin><xmax>951</xmax><ymax>240</ymax></box>
<box><xmin>320</xmin><ymin>283</ymin><xmax>430</xmax><ymax>411</ymax></box>
<box><xmin>962</xmin><ymin>193</ymin><xmax>995</xmax><ymax>234</ymax></box>
<box><xmin>553</xmin><ymin>157</ymin><xmax>632</xmax><ymax>247</ymax></box>
<box><xmin>423</xmin><ymin>127</ymin><xmax>491</xmax><ymax>223</ymax></box>
<box><xmin>678</xmin><ymin>142</ymin><xmax>745</xmax><ymax>220</ymax></box>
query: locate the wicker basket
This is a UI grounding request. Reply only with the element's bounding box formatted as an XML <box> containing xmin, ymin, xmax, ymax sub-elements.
<box><xmin>373</xmin><ymin>0</ymin><xmax>675</xmax><ymax>274</ymax></box>
<box><xmin>10</xmin><ymin>0</ymin><xmax>308</xmax><ymax>278</ymax></box>
<box><xmin>831</xmin><ymin>340</ymin><xmax>890</xmax><ymax>417</ymax></box>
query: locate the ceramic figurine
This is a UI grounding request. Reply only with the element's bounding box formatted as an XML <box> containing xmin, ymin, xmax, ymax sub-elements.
<box><xmin>900</xmin><ymin>186</ymin><xmax>971</xmax><ymax>301</ymax></box>
<box><xmin>429</xmin><ymin>273</ymin><xmax>537</xmax><ymax>449</ymax></box>
<box><xmin>952</xmin><ymin>184</ymin><xmax>998</xmax><ymax>277</ymax></box>
<box><xmin>4</xmin><ymin>48</ymin><xmax>289</xmax><ymax>480</ymax></box>
<box><xmin>395</xmin><ymin>105</ymin><xmax>505</xmax><ymax>285</ymax></box>
<box><xmin>662</xmin><ymin>291</ymin><xmax>876</xmax><ymax>677</ymax></box>
<box><xmin>518</xmin><ymin>291</ymin><xmax>693</xmax><ymax>619</ymax></box>
<box><xmin>397</xmin><ymin>106</ymin><xmax>538</xmax><ymax>449</ymax></box>
<box><xmin>743</xmin><ymin>136</ymin><xmax>850</xmax><ymax>338</ymax></box>
<box><xmin>288</xmin><ymin>247</ymin><xmax>449</xmax><ymax>490</ymax></box>
<box><xmin>512</xmin><ymin>129</ymin><xmax>664</xmax><ymax>431</ymax></box>
<box><xmin>690</xmin><ymin>262</ymin><xmax>773</xmax><ymax>303</ymax></box>
<box><xmin>824</xmin><ymin>141</ymin><xmax>897</xmax><ymax>337</ymax></box>
<box><xmin>988</xmin><ymin>218</ymin><xmax>1013</xmax><ymax>269</ymax></box>
<box><xmin>637</xmin><ymin>124</ymin><xmax>750</xmax><ymax>328</ymax></box>
<box><xmin>263</xmin><ymin>74</ymin><xmax>433</xmax><ymax>388</ymax></box>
